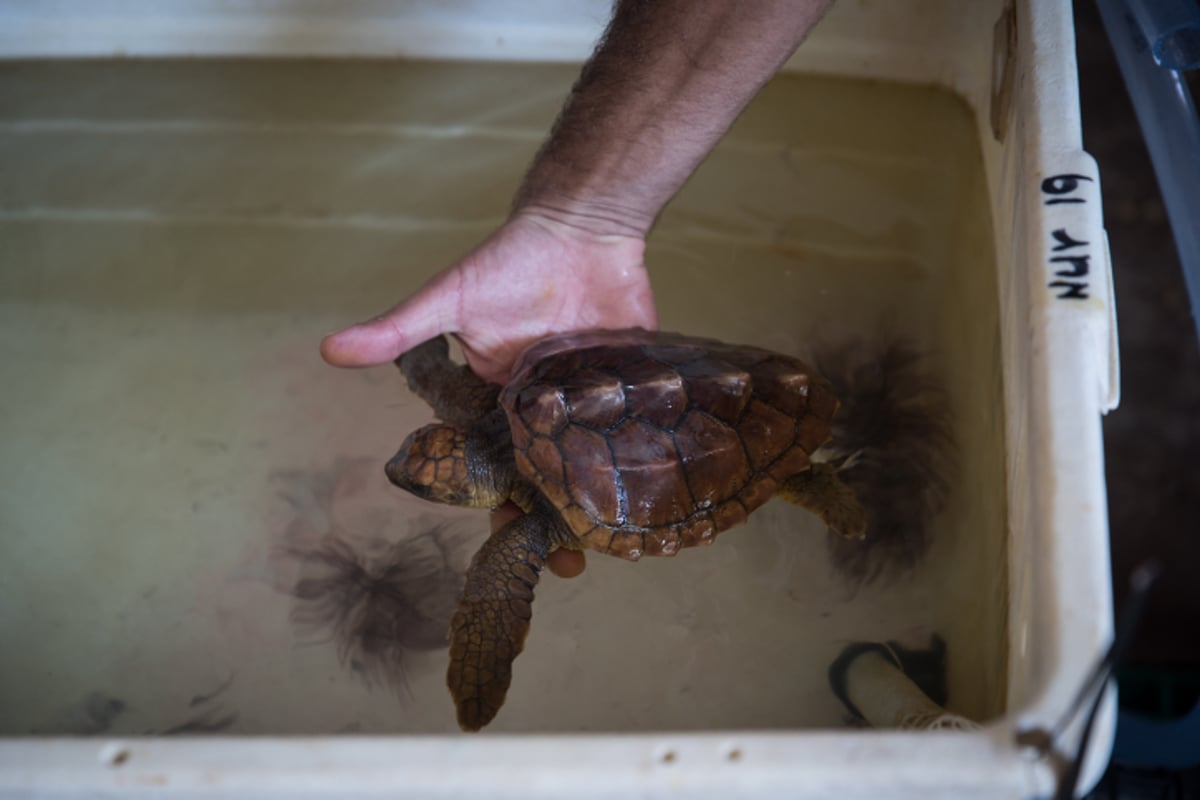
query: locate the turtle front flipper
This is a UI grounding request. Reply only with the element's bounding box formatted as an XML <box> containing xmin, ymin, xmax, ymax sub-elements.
<box><xmin>398</xmin><ymin>336</ymin><xmax>500</xmax><ymax>426</ymax></box>
<box><xmin>448</xmin><ymin>510</ymin><xmax>552</xmax><ymax>731</ymax></box>
<box><xmin>778</xmin><ymin>463</ymin><xmax>868</xmax><ymax>540</ymax></box>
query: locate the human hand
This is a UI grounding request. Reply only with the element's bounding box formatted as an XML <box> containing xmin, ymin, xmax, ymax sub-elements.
<box><xmin>323</xmin><ymin>210</ymin><xmax>657</xmax><ymax>579</ymax></box>
<box><xmin>319</xmin><ymin>210</ymin><xmax>657</xmax><ymax>385</ymax></box>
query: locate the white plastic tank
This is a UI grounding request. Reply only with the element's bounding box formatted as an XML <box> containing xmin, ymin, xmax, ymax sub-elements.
<box><xmin>0</xmin><ymin>1</ymin><xmax>1118</xmax><ymax>796</ymax></box>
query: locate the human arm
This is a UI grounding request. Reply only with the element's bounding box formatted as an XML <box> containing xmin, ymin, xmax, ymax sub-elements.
<box><xmin>512</xmin><ymin>0</ymin><xmax>835</xmax><ymax>239</ymax></box>
<box><xmin>323</xmin><ymin>0</ymin><xmax>835</xmax><ymax>579</ymax></box>
<box><xmin>319</xmin><ymin>0</ymin><xmax>834</xmax><ymax>383</ymax></box>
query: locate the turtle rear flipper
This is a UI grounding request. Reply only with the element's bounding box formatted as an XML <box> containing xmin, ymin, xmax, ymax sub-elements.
<box><xmin>448</xmin><ymin>511</ymin><xmax>551</xmax><ymax>731</ymax></box>
<box><xmin>778</xmin><ymin>463</ymin><xmax>868</xmax><ymax>540</ymax></box>
<box><xmin>399</xmin><ymin>336</ymin><xmax>500</xmax><ymax>426</ymax></box>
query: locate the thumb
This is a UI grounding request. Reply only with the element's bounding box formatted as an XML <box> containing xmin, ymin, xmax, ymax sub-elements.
<box><xmin>320</xmin><ymin>276</ymin><xmax>460</xmax><ymax>368</ymax></box>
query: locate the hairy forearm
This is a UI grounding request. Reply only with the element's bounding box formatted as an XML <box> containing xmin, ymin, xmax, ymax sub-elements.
<box><xmin>513</xmin><ymin>0</ymin><xmax>834</xmax><ymax>237</ymax></box>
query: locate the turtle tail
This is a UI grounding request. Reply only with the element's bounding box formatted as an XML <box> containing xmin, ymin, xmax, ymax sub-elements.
<box><xmin>811</xmin><ymin>340</ymin><xmax>956</xmax><ymax>586</ymax></box>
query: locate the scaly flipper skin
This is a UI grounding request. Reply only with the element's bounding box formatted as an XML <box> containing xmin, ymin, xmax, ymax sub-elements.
<box><xmin>398</xmin><ymin>336</ymin><xmax>500</xmax><ymax>426</ymax></box>
<box><xmin>447</xmin><ymin>511</ymin><xmax>551</xmax><ymax>731</ymax></box>
<box><xmin>778</xmin><ymin>463</ymin><xmax>868</xmax><ymax>540</ymax></box>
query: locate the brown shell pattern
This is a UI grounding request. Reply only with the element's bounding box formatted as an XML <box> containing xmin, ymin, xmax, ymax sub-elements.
<box><xmin>500</xmin><ymin>329</ymin><xmax>837</xmax><ymax>561</ymax></box>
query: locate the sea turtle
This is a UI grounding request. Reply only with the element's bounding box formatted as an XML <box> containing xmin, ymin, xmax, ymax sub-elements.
<box><xmin>386</xmin><ymin>329</ymin><xmax>868</xmax><ymax>731</ymax></box>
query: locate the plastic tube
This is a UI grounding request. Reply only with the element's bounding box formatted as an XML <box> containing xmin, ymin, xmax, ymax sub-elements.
<box><xmin>1098</xmin><ymin>0</ymin><xmax>1200</xmax><ymax>345</ymax></box>
<box><xmin>1126</xmin><ymin>0</ymin><xmax>1200</xmax><ymax>70</ymax></box>
<box><xmin>827</xmin><ymin>637</ymin><xmax>981</xmax><ymax>732</ymax></box>
<box><xmin>840</xmin><ymin>649</ymin><xmax>979</xmax><ymax>731</ymax></box>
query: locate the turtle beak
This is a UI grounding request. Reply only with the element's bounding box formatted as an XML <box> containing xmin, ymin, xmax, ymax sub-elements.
<box><xmin>385</xmin><ymin>430</ymin><xmax>430</xmax><ymax>495</ymax></box>
<box><xmin>384</xmin><ymin>456</ymin><xmax>414</xmax><ymax>491</ymax></box>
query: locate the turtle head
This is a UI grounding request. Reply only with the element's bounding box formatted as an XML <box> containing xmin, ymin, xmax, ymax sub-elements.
<box><xmin>386</xmin><ymin>422</ymin><xmax>508</xmax><ymax>509</ymax></box>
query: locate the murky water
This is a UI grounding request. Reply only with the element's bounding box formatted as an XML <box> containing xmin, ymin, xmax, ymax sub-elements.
<box><xmin>0</xmin><ymin>60</ymin><xmax>1006</xmax><ymax>735</ymax></box>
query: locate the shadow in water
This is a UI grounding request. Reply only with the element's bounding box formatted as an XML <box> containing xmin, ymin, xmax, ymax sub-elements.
<box><xmin>271</xmin><ymin>458</ymin><xmax>478</xmax><ymax>697</ymax></box>
<box><xmin>285</xmin><ymin>524</ymin><xmax>467</xmax><ymax>694</ymax></box>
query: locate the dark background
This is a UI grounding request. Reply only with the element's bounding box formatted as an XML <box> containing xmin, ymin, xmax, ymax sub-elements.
<box><xmin>1074</xmin><ymin>3</ymin><xmax>1200</xmax><ymax>669</ymax></box>
<box><xmin>1074</xmin><ymin>1</ymin><xmax>1199</xmax><ymax>796</ymax></box>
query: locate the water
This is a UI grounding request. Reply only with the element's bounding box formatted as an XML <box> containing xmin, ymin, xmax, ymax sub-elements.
<box><xmin>0</xmin><ymin>60</ymin><xmax>1006</xmax><ymax>735</ymax></box>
